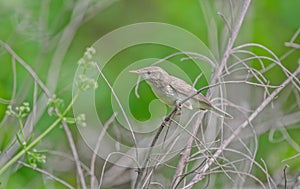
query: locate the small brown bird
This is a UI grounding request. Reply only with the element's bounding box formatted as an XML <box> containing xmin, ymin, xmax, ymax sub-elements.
<box><xmin>130</xmin><ymin>66</ymin><xmax>231</xmax><ymax>118</ymax></box>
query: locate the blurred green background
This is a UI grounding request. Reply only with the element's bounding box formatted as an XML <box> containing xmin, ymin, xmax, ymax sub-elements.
<box><xmin>0</xmin><ymin>0</ymin><xmax>299</xmax><ymax>188</ymax></box>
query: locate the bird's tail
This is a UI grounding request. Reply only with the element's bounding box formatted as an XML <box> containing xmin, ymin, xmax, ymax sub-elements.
<box><xmin>210</xmin><ymin>106</ymin><xmax>233</xmax><ymax>119</ymax></box>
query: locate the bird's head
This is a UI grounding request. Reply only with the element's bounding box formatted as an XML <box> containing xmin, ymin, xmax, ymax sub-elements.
<box><xmin>129</xmin><ymin>66</ymin><xmax>169</xmax><ymax>82</ymax></box>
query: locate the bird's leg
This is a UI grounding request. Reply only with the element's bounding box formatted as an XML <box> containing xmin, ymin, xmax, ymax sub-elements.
<box><xmin>175</xmin><ymin>99</ymin><xmax>182</xmax><ymax>108</ymax></box>
<box><xmin>175</xmin><ymin>100</ymin><xmax>182</xmax><ymax>116</ymax></box>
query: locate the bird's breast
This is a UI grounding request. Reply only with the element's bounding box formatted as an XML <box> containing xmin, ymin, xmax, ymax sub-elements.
<box><xmin>148</xmin><ymin>82</ymin><xmax>178</xmax><ymax>106</ymax></box>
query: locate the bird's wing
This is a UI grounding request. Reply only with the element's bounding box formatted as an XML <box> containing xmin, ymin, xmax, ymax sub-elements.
<box><xmin>169</xmin><ymin>76</ymin><xmax>195</xmax><ymax>95</ymax></box>
<box><xmin>168</xmin><ymin>76</ymin><xmax>212</xmax><ymax>107</ymax></box>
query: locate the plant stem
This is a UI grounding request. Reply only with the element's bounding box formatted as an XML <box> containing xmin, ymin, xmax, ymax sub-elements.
<box><xmin>0</xmin><ymin>94</ymin><xmax>78</xmax><ymax>176</ymax></box>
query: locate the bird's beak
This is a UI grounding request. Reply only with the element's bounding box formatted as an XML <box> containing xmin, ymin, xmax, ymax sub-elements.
<box><xmin>129</xmin><ymin>70</ymin><xmax>140</xmax><ymax>74</ymax></box>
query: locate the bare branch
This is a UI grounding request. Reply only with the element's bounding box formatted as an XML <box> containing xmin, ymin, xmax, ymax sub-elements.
<box><xmin>94</xmin><ymin>63</ymin><xmax>139</xmax><ymax>160</ymax></box>
<box><xmin>55</xmin><ymin>109</ymin><xmax>87</xmax><ymax>189</ymax></box>
<box><xmin>185</xmin><ymin>63</ymin><xmax>300</xmax><ymax>188</ymax></box>
<box><xmin>91</xmin><ymin>113</ymin><xmax>117</xmax><ymax>189</ymax></box>
<box><xmin>18</xmin><ymin>161</ymin><xmax>75</xmax><ymax>189</ymax></box>
<box><xmin>0</xmin><ymin>41</ymin><xmax>51</xmax><ymax>98</ymax></box>
<box><xmin>210</xmin><ymin>0</ymin><xmax>251</xmax><ymax>85</ymax></box>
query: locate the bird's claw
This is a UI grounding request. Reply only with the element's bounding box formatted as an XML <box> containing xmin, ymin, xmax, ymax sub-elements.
<box><xmin>175</xmin><ymin>100</ymin><xmax>182</xmax><ymax>110</ymax></box>
<box><xmin>174</xmin><ymin>100</ymin><xmax>183</xmax><ymax>116</ymax></box>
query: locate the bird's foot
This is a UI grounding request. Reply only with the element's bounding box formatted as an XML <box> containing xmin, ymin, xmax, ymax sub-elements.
<box><xmin>175</xmin><ymin>100</ymin><xmax>182</xmax><ymax>110</ymax></box>
<box><xmin>174</xmin><ymin>100</ymin><xmax>183</xmax><ymax>116</ymax></box>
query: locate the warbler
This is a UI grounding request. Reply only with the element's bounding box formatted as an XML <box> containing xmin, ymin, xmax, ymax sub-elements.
<box><xmin>130</xmin><ymin>66</ymin><xmax>231</xmax><ymax>118</ymax></box>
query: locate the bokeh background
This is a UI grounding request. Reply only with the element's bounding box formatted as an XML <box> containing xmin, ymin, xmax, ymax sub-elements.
<box><xmin>0</xmin><ymin>0</ymin><xmax>299</xmax><ymax>188</ymax></box>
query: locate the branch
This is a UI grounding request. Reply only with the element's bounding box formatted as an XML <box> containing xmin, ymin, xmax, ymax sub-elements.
<box><xmin>0</xmin><ymin>0</ymin><xmax>91</xmax><ymax>168</ymax></box>
<box><xmin>18</xmin><ymin>161</ymin><xmax>75</xmax><ymax>189</ymax></box>
<box><xmin>0</xmin><ymin>41</ymin><xmax>51</xmax><ymax>98</ymax></box>
<box><xmin>184</xmin><ymin>63</ymin><xmax>300</xmax><ymax>188</ymax></box>
<box><xmin>285</xmin><ymin>42</ymin><xmax>300</xmax><ymax>49</ymax></box>
<box><xmin>171</xmin><ymin>0</ymin><xmax>252</xmax><ymax>182</ymax></box>
<box><xmin>135</xmin><ymin>106</ymin><xmax>180</xmax><ymax>188</ymax></box>
<box><xmin>61</xmin><ymin>121</ymin><xmax>87</xmax><ymax>189</ymax></box>
<box><xmin>171</xmin><ymin>112</ymin><xmax>204</xmax><ymax>188</ymax></box>
<box><xmin>91</xmin><ymin>113</ymin><xmax>117</xmax><ymax>189</ymax></box>
<box><xmin>210</xmin><ymin>0</ymin><xmax>251</xmax><ymax>85</ymax></box>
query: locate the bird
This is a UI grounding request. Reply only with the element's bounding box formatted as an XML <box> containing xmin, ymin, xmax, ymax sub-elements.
<box><xmin>130</xmin><ymin>66</ymin><xmax>232</xmax><ymax>118</ymax></box>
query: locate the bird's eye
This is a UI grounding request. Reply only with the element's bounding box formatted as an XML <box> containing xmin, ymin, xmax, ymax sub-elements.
<box><xmin>147</xmin><ymin>71</ymin><xmax>151</xmax><ymax>74</ymax></box>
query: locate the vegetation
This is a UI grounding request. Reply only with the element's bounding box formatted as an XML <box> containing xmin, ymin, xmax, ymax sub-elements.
<box><xmin>0</xmin><ymin>1</ymin><xmax>299</xmax><ymax>188</ymax></box>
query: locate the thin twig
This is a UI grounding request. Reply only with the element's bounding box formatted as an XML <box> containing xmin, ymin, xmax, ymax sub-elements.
<box><xmin>90</xmin><ymin>113</ymin><xmax>117</xmax><ymax>189</ymax></box>
<box><xmin>98</xmin><ymin>151</ymin><xmax>140</xmax><ymax>189</ymax></box>
<box><xmin>171</xmin><ymin>112</ymin><xmax>204</xmax><ymax>188</ymax></box>
<box><xmin>48</xmin><ymin>150</ymin><xmax>91</xmax><ymax>173</ymax></box>
<box><xmin>184</xmin><ymin>169</ymin><xmax>267</xmax><ymax>189</ymax></box>
<box><xmin>232</xmin><ymin>43</ymin><xmax>300</xmax><ymax>87</ymax></box>
<box><xmin>260</xmin><ymin>159</ymin><xmax>272</xmax><ymax>188</ymax></box>
<box><xmin>18</xmin><ymin>161</ymin><xmax>75</xmax><ymax>189</ymax></box>
<box><xmin>180</xmin><ymin>79</ymin><xmax>279</xmax><ymax>108</ymax></box>
<box><xmin>94</xmin><ymin>63</ymin><xmax>139</xmax><ymax>161</ymax></box>
<box><xmin>282</xmin><ymin>153</ymin><xmax>300</xmax><ymax>162</ymax></box>
<box><xmin>173</xmin><ymin>3</ymin><xmax>258</xmax><ymax>185</ymax></box>
<box><xmin>184</xmin><ymin>63</ymin><xmax>300</xmax><ymax>188</ymax></box>
<box><xmin>210</xmin><ymin>0</ymin><xmax>251</xmax><ymax>85</ymax></box>
<box><xmin>54</xmin><ymin>96</ymin><xmax>87</xmax><ymax>189</ymax></box>
<box><xmin>0</xmin><ymin>41</ymin><xmax>51</xmax><ymax>97</ymax></box>
<box><xmin>153</xmin><ymin>51</ymin><xmax>216</xmax><ymax>68</ymax></box>
<box><xmin>290</xmin><ymin>28</ymin><xmax>300</xmax><ymax>43</ymax></box>
<box><xmin>135</xmin><ymin>107</ymin><xmax>179</xmax><ymax>188</ymax></box>
<box><xmin>284</xmin><ymin>28</ymin><xmax>300</xmax><ymax>49</ymax></box>
<box><xmin>61</xmin><ymin>121</ymin><xmax>87</xmax><ymax>189</ymax></box>
<box><xmin>285</xmin><ymin>42</ymin><xmax>300</xmax><ymax>49</ymax></box>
